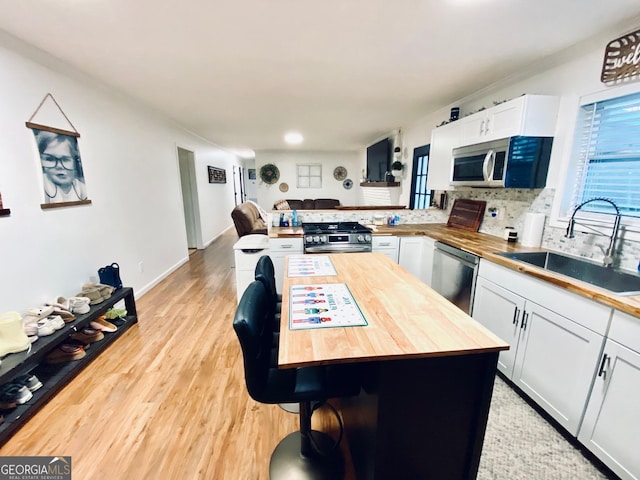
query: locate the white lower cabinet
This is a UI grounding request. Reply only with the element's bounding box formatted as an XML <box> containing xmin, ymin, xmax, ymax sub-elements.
<box><xmin>372</xmin><ymin>235</ymin><xmax>399</xmax><ymax>263</ymax></box>
<box><xmin>398</xmin><ymin>236</ymin><xmax>424</xmax><ymax>279</ymax></box>
<box><xmin>578</xmin><ymin>310</ymin><xmax>640</xmax><ymax>480</ymax></box>
<box><xmin>268</xmin><ymin>238</ymin><xmax>303</xmax><ymax>293</ymax></box>
<box><xmin>473</xmin><ymin>262</ymin><xmax>609</xmax><ymax>436</ymax></box>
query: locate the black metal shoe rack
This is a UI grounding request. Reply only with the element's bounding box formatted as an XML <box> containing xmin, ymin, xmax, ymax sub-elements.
<box><xmin>0</xmin><ymin>287</ymin><xmax>137</xmax><ymax>445</ymax></box>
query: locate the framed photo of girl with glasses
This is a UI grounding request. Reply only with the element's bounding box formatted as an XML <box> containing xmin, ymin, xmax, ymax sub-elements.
<box><xmin>31</xmin><ymin>128</ymin><xmax>91</xmax><ymax>208</ymax></box>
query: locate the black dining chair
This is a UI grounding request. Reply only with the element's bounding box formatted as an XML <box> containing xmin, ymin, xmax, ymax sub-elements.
<box><xmin>233</xmin><ymin>280</ymin><xmax>360</xmax><ymax>479</ymax></box>
<box><xmin>254</xmin><ymin>255</ymin><xmax>282</xmax><ymax>329</ymax></box>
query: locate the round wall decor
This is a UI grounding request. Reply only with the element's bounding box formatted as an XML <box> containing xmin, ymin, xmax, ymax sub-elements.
<box><xmin>279</xmin><ymin>182</ymin><xmax>289</xmax><ymax>192</ymax></box>
<box><xmin>343</xmin><ymin>178</ymin><xmax>353</xmax><ymax>190</ymax></box>
<box><xmin>333</xmin><ymin>166</ymin><xmax>347</xmax><ymax>181</ymax></box>
<box><xmin>259</xmin><ymin>164</ymin><xmax>280</xmax><ymax>184</ymax></box>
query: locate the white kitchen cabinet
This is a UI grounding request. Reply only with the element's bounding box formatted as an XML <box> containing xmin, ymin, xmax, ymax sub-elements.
<box><xmin>233</xmin><ymin>234</ymin><xmax>270</xmax><ymax>303</ymax></box>
<box><xmin>473</xmin><ymin>260</ymin><xmax>609</xmax><ymax>435</ymax></box>
<box><xmin>578</xmin><ymin>310</ymin><xmax>640</xmax><ymax>480</ymax></box>
<box><xmin>398</xmin><ymin>236</ymin><xmax>424</xmax><ymax>279</ymax></box>
<box><xmin>268</xmin><ymin>237</ymin><xmax>303</xmax><ymax>293</ymax></box>
<box><xmin>473</xmin><ymin>277</ymin><xmax>524</xmax><ymax>377</ymax></box>
<box><xmin>426</xmin><ymin>121</ymin><xmax>460</xmax><ymax>191</ymax></box>
<box><xmin>372</xmin><ymin>235</ymin><xmax>399</xmax><ymax>263</ymax></box>
<box><xmin>458</xmin><ymin>94</ymin><xmax>559</xmax><ymax>147</ymax></box>
<box><xmin>421</xmin><ymin>236</ymin><xmax>435</xmax><ymax>286</ymax></box>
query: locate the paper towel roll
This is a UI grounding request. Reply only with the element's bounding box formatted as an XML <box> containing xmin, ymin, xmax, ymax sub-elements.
<box><xmin>521</xmin><ymin>213</ymin><xmax>545</xmax><ymax>247</ymax></box>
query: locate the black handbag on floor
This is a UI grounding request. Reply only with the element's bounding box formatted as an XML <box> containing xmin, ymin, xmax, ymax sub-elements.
<box><xmin>99</xmin><ymin>262</ymin><xmax>123</xmax><ymax>290</ymax></box>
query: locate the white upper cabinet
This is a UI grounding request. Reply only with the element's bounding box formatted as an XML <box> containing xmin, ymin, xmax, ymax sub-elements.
<box><xmin>459</xmin><ymin>94</ymin><xmax>559</xmax><ymax>146</ymax></box>
<box><xmin>426</xmin><ymin>121</ymin><xmax>460</xmax><ymax>190</ymax></box>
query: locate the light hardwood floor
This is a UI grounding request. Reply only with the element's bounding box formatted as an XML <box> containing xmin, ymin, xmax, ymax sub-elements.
<box><xmin>0</xmin><ymin>229</ymin><xmax>353</xmax><ymax>479</ymax></box>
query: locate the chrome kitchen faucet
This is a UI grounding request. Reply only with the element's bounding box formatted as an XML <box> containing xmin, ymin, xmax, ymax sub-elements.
<box><xmin>565</xmin><ymin>197</ymin><xmax>621</xmax><ymax>268</ymax></box>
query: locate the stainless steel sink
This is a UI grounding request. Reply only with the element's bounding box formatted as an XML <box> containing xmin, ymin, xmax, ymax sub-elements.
<box><xmin>497</xmin><ymin>251</ymin><xmax>640</xmax><ymax>296</ymax></box>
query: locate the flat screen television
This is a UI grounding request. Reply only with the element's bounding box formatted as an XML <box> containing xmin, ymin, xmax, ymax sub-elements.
<box><xmin>366</xmin><ymin>138</ymin><xmax>391</xmax><ymax>182</ymax></box>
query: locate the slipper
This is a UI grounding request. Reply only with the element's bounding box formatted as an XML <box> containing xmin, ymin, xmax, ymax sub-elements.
<box><xmin>50</xmin><ymin>307</ymin><xmax>75</xmax><ymax>323</ymax></box>
<box><xmin>90</xmin><ymin>316</ymin><xmax>117</xmax><ymax>333</ymax></box>
<box><xmin>36</xmin><ymin>319</ymin><xmax>55</xmax><ymax>337</ymax></box>
<box><xmin>76</xmin><ymin>287</ymin><xmax>104</xmax><ymax>305</ymax></box>
<box><xmin>82</xmin><ymin>282</ymin><xmax>114</xmax><ymax>299</ymax></box>
<box><xmin>45</xmin><ymin>344</ymin><xmax>86</xmax><ymax>364</ymax></box>
<box><xmin>22</xmin><ymin>305</ymin><xmax>54</xmax><ymax>324</ymax></box>
<box><xmin>46</xmin><ymin>315</ymin><xmax>65</xmax><ymax>331</ymax></box>
<box><xmin>70</xmin><ymin>327</ymin><xmax>104</xmax><ymax>344</ymax></box>
<box><xmin>47</xmin><ymin>297</ymin><xmax>71</xmax><ymax>311</ymax></box>
<box><xmin>68</xmin><ymin>297</ymin><xmax>91</xmax><ymax>314</ymax></box>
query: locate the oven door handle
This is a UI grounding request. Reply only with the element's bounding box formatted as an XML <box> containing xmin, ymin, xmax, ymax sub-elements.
<box><xmin>304</xmin><ymin>245</ymin><xmax>372</xmax><ymax>254</ymax></box>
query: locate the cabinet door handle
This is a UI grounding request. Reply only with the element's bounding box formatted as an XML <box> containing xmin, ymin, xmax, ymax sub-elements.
<box><xmin>520</xmin><ymin>312</ymin><xmax>529</xmax><ymax>330</ymax></box>
<box><xmin>598</xmin><ymin>353</ymin><xmax>609</xmax><ymax>378</ymax></box>
<box><xmin>512</xmin><ymin>307</ymin><xmax>519</xmax><ymax>325</ymax></box>
<box><xmin>484</xmin><ymin>118</ymin><xmax>490</xmax><ymax>134</ymax></box>
<box><xmin>479</xmin><ymin>120</ymin><xmax>485</xmax><ymax>135</ymax></box>
<box><xmin>281</xmin><ymin>245</ymin><xmax>293</xmax><ymax>249</ymax></box>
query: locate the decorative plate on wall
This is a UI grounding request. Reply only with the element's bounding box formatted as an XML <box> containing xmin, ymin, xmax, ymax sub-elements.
<box><xmin>260</xmin><ymin>164</ymin><xmax>280</xmax><ymax>184</ymax></box>
<box><xmin>279</xmin><ymin>182</ymin><xmax>289</xmax><ymax>192</ymax></box>
<box><xmin>343</xmin><ymin>179</ymin><xmax>353</xmax><ymax>190</ymax></box>
<box><xmin>333</xmin><ymin>166</ymin><xmax>347</xmax><ymax>181</ymax></box>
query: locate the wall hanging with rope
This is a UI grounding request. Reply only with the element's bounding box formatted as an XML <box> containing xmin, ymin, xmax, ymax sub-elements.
<box><xmin>26</xmin><ymin>93</ymin><xmax>91</xmax><ymax>209</ymax></box>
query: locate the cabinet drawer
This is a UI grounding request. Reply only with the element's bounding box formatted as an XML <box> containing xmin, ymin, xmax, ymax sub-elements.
<box><xmin>610</xmin><ymin>310</ymin><xmax>640</xmax><ymax>354</ymax></box>
<box><xmin>269</xmin><ymin>238</ymin><xmax>303</xmax><ymax>253</ymax></box>
<box><xmin>372</xmin><ymin>236</ymin><xmax>399</xmax><ymax>249</ymax></box>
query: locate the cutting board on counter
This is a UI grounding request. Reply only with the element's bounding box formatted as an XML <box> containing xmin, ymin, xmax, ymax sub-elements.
<box><xmin>447</xmin><ymin>199</ymin><xmax>486</xmax><ymax>231</ymax></box>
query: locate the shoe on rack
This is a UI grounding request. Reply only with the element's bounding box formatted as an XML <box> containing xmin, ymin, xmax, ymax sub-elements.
<box><xmin>83</xmin><ymin>282</ymin><xmax>114</xmax><ymax>300</ymax></box>
<box><xmin>46</xmin><ymin>315</ymin><xmax>65</xmax><ymax>331</ymax></box>
<box><xmin>22</xmin><ymin>305</ymin><xmax>54</xmax><ymax>325</ymax></box>
<box><xmin>13</xmin><ymin>373</ymin><xmax>43</xmax><ymax>393</ymax></box>
<box><xmin>0</xmin><ymin>383</ymin><xmax>33</xmax><ymax>405</ymax></box>
<box><xmin>45</xmin><ymin>344</ymin><xmax>86</xmax><ymax>364</ymax></box>
<box><xmin>48</xmin><ymin>296</ymin><xmax>70</xmax><ymax>311</ymax></box>
<box><xmin>36</xmin><ymin>319</ymin><xmax>56</xmax><ymax>337</ymax></box>
<box><xmin>77</xmin><ymin>287</ymin><xmax>103</xmax><ymax>305</ymax></box>
<box><xmin>23</xmin><ymin>321</ymin><xmax>39</xmax><ymax>343</ymax></box>
<box><xmin>69</xmin><ymin>328</ymin><xmax>104</xmax><ymax>344</ymax></box>
<box><xmin>68</xmin><ymin>297</ymin><xmax>91</xmax><ymax>315</ymax></box>
<box><xmin>90</xmin><ymin>317</ymin><xmax>117</xmax><ymax>333</ymax></box>
<box><xmin>49</xmin><ymin>307</ymin><xmax>75</xmax><ymax>323</ymax></box>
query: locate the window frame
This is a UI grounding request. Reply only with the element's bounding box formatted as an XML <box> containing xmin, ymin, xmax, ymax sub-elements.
<box><xmin>410</xmin><ymin>144</ymin><xmax>433</xmax><ymax>209</ymax></box>
<box><xmin>551</xmin><ymin>82</ymin><xmax>640</xmax><ymax>237</ymax></box>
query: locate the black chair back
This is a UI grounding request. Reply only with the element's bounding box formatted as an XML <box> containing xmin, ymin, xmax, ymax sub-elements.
<box><xmin>255</xmin><ymin>255</ymin><xmax>278</xmax><ymax>317</ymax></box>
<box><xmin>233</xmin><ymin>281</ymin><xmax>273</xmax><ymax>401</ymax></box>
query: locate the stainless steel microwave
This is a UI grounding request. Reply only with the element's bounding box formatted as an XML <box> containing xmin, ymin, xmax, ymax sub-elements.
<box><xmin>450</xmin><ymin>136</ymin><xmax>553</xmax><ymax>188</ymax></box>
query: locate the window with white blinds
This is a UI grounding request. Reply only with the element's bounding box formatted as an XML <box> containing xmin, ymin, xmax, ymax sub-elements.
<box><xmin>570</xmin><ymin>91</ymin><xmax>640</xmax><ymax>217</ymax></box>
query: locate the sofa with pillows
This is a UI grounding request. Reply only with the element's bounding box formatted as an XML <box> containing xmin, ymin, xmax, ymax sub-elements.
<box><xmin>273</xmin><ymin>199</ymin><xmax>340</xmax><ymax>210</ymax></box>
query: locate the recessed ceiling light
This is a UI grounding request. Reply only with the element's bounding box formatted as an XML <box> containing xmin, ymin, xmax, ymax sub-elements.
<box><xmin>284</xmin><ymin>132</ymin><xmax>303</xmax><ymax>145</ymax></box>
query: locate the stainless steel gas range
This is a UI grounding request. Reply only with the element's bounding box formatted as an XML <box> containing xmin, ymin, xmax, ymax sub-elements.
<box><xmin>302</xmin><ymin>222</ymin><xmax>372</xmax><ymax>254</ymax></box>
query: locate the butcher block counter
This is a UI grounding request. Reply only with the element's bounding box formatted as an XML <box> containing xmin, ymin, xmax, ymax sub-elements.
<box><xmin>270</xmin><ymin>223</ymin><xmax>640</xmax><ymax>317</ymax></box>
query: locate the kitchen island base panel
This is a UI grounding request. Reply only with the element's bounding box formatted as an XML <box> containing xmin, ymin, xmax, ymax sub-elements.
<box><xmin>342</xmin><ymin>352</ymin><xmax>499</xmax><ymax>480</ymax></box>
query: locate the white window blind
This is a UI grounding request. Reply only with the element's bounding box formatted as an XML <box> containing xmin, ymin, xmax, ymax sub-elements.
<box><xmin>571</xmin><ymin>91</ymin><xmax>640</xmax><ymax>217</ymax></box>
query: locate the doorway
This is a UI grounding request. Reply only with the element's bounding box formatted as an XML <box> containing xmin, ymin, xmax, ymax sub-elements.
<box><xmin>177</xmin><ymin>147</ymin><xmax>201</xmax><ymax>250</ymax></box>
<box><xmin>233</xmin><ymin>165</ymin><xmax>246</xmax><ymax>206</ymax></box>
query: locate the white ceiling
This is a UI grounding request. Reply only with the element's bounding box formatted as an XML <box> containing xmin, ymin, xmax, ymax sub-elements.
<box><xmin>1</xmin><ymin>0</ymin><xmax>639</xmax><ymax>153</ymax></box>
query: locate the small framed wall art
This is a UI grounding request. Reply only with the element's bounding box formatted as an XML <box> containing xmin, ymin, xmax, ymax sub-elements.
<box><xmin>208</xmin><ymin>166</ymin><xmax>226</xmax><ymax>184</ymax></box>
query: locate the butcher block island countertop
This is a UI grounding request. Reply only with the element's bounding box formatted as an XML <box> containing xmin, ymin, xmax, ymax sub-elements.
<box><xmin>270</xmin><ymin>223</ymin><xmax>640</xmax><ymax>317</ymax></box>
<box><xmin>279</xmin><ymin>252</ymin><xmax>508</xmax><ymax>368</ymax></box>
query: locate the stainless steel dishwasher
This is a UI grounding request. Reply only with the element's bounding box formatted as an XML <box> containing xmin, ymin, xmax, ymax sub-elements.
<box><xmin>432</xmin><ymin>241</ymin><xmax>479</xmax><ymax>315</ymax></box>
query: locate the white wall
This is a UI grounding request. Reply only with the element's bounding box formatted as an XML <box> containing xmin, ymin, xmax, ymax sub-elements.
<box><xmin>0</xmin><ymin>32</ymin><xmax>238</xmax><ymax>313</ymax></box>
<box><xmin>255</xmin><ymin>151</ymin><xmax>360</xmax><ymax>209</ymax></box>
